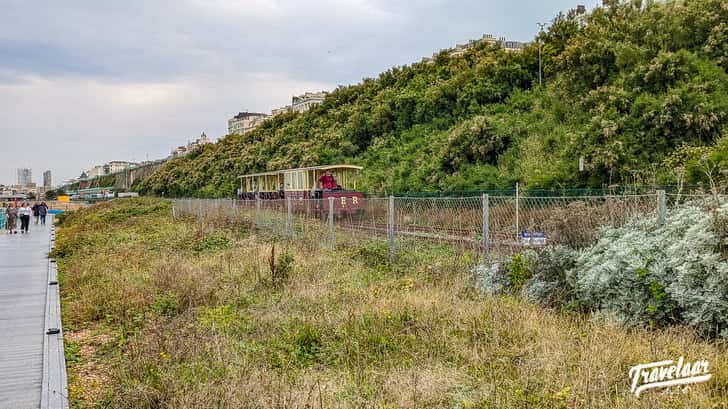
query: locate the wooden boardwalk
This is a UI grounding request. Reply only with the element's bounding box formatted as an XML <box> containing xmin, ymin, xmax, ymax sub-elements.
<box><xmin>0</xmin><ymin>218</ymin><xmax>67</xmax><ymax>409</ymax></box>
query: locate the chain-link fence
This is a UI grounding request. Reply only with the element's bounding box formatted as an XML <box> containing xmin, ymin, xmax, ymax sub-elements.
<box><xmin>666</xmin><ymin>192</ymin><xmax>726</xmax><ymax>209</ymax></box>
<box><xmin>172</xmin><ymin>191</ymin><xmax>721</xmax><ymax>268</ymax></box>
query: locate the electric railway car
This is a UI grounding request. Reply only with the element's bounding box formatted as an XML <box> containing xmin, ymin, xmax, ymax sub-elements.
<box><xmin>238</xmin><ymin>165</ymin><xmax>364</xmax><ymax>215</ymax></box>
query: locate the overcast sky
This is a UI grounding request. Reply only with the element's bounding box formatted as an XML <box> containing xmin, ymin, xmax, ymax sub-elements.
<box><xmin>0</xmin><ymin>0</ymin><xmax>587</xmax><ymax>186</ymax></box>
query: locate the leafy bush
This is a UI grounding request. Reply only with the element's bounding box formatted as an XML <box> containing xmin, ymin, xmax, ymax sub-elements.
<box><xmin>440</xmin><ymin>115</ymin><xmax>508</xmax><ymax>172</ymax></box>
<box><xmin>473</xmin><ymin>261</ymin><xmax>510</xmax><ymax>296</ymax></box>
<box><xmin>508</xmin><ymin>252</ymin><xmax>532</xmax><ymax>292</ymax></box>
<box><xmin>478</xmin><ymin>202</ymin><xmax>728</xmax><ymax>339</ymax></box>
<box><xmin>521</xmin><ymin>246</ymin><xmax>578</xmax><ymax>308</ymax></box>
<box><xmin>575</xmin><ymin>202</ymin><xmax>728</xmax><ymax>337</ymax></box>
<box><xmin>474</xmin><ymin>251</ymin><xmax>537</xmax><ymax>296</ymax></box>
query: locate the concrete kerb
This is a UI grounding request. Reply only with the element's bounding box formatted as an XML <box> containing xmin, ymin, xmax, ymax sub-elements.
<box><xmin>41</xmin><ymin>218</ymin><xmax>69</xmax><ymax>409</ymax></box>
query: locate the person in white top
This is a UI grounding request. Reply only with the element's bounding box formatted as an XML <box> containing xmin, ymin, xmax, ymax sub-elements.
<box><xmin>19</xmin><ymin>202</ymin><xmax>32</xmax><ymax>234</ymax></box>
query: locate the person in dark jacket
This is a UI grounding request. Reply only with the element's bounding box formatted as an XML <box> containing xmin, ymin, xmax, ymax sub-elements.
<box><xmin>39</xmin><ymin>202</ymin><xmax>48</xmax><ymax>225</ymax></box>
<box><xmin>32</xmin><ymin>203</ymin><xmax>40</xmax><ymax>224</ymax></box>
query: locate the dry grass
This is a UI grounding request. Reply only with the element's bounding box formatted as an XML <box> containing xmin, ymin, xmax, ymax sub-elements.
<box><xmin>65</xmin><ymin>326</ymin><xmax>114</xmax><ymax>405</ymax></box>
<box><xmin>57</xmin><ymin>199</ymin><xmax>728</xmax><ymax>408</ymax></box>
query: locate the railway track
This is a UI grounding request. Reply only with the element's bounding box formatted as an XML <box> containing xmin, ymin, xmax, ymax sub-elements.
<box><xmin>187</xmin><ymin>205</ymin><xmax>525</xmax><ymax>248</ymax></box>
<box><xmin>335</xmin><ymin>221</ymin><xmax>521</xmax><ymax>248</ymax></box>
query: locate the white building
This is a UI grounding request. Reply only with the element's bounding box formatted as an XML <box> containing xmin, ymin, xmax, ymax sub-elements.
<box><xmin>85</xmin><ymin>165</ymin><xmax>105</xmax><ymax>178</ymax></box>
<box><xmin>576</xmin><ymin>4</ymin><xmax>587</xmax><ymax>27</ymax></box>
<box><xmin>422</xmin><ymin>33</ymin><xmax>526</xmax><ymax>63</ymax></box>
<box><xmin>501</xmin><ymin>37</ymin><xmax>526</xmax><ymax>52</ymax></box>
<box><xmin>83</xmin><ymin>160</ymin><xmax>138</xmax><ymax>179</ymax></box>
<box><xmin>291</xmin><ymin>91</ymin><xmax>328</xmax><ymax>113</ymax></box>
<box><xmin>106</xmin><ymin>161</ymin><xmax>138</xmax><ymax>173</ymax></box>
<box><xmin>170</xmin><ymin>146</ymin><xmax>188</xmax><ymax>158</ymax></box>
<box><xmin>169</xmin><ymin>132</ymin><xmax>212</xmax><ymax>158</ymax></box>
<box><xmin>271</xmin><ymin>105</ymin><xmax>292</xmax><ymax>117</ymax></box>
<box><xmin>187</xmin><ymin>132</ymin><xmax>211</xmax><ymax>151</ymax></box>
<box><xmin>228</xmin><ymin>112</ymin><xmax>269</xmax><ymax>135</ymax></box>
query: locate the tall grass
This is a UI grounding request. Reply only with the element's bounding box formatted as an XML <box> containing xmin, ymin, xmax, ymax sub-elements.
<box><xmin>58</xmin><ymin>198</ymin><xmax>728</xmax><ymax>408</ymax></box>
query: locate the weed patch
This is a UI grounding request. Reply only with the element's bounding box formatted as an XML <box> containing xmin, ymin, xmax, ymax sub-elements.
<box><xmin>191</xmin><ymin>231</ymin><xmax>230</xmax><ymax>253</ymax></box>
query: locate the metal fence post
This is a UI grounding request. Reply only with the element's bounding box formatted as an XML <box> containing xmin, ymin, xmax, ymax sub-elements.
<box><xmin>388</xmin><ymin>195</ymin><xmax>395</xmax><ymax>260</ymax></box>
<box><xmin>482</xmin><ymin>194</ymin><xmax>489</xmax><ymax>263</ymax></box>
<box><xmin>657</xmin><ymin>190</ymin><xmax>666</xmax><ymax>226</ymax></box>
<box><xmin>328</xmin><ymin>196</ymin><xmax>335</xmax><ymax>250</ymax></box>
<box><xmin>515</xmin><ymin>182</ymin><xmax>520</xmax><ymax>238</ymax></box>
<box><xmin>286</xmin><ymin>196</ymin><xmax>293</xmax><ymax>238</ymax></box>
<box><xmin>255</xmin><ymin>196</ymin><xmax>261</xmax><ymax>229</ymax></box>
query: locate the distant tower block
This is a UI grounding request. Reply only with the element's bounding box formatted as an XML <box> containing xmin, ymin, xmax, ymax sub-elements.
<box><xmin>17</xmin><ymin>168</ymin><xmax>32</xmax><ymax>186</ymax></box>
<box><xmin>43</xmin><ymin>170</ymin><xmax>52</xmax><ymax>188</ymax></box>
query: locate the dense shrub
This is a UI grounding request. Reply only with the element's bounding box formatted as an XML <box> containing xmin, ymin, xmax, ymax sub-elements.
<box><xmin>575</xmin><ymin>202</ymin><xmax>728</xmax><ymax>337</ymax></box>
<box><xmin>473</xmin><ymin>262</ymin><xmax>510</xmax><ymax>296</ymax></box>
<box><xmin>521</xmin><ymin>245</ymin><xmax>578</xmax><ymax>308</ymax></box>
<box><xmin>477</xmin><ymin>201</ymin><xmax>728</xmax><ymax>338</ymax></box>
<box><xmin>474</xmin><ymin>250</ymin><xmax>538</xmax><ymax>296</ymax></box>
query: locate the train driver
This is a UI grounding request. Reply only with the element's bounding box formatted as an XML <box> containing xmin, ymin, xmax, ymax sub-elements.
<box><xmin>318</xmin><ymin>170</ymin><xmax>337</xmax><ymax>191</ymax></box>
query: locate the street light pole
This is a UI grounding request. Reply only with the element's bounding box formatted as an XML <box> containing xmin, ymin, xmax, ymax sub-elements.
<box><xmin>537</xmin><ymin>22</ymin><xmax>546</xmax><ymax>87</ymax></box>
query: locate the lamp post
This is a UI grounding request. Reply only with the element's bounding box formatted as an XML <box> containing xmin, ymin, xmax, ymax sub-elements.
<box><xmin>537</xmin><ymin>22</ymin><xmax>546</xmax><ymax>87</ymax></box>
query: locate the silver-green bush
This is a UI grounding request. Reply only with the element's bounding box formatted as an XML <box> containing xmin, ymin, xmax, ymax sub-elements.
<box><xmin>521</xmin><ymin>245</ymin><xmax>578</xmax><ymax>308</ymax></box>
<box><xmin>574</xmin><ymin>202</ymin><xmax>728</xmax><ymax>337</ymax></box>
<box><xmin>473</xmin><ymin>261</ymin><xmax>510</xmax><ymax>296</ymax></box>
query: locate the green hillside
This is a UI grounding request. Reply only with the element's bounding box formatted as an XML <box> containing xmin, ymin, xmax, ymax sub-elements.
<box><xmin>139</xmin><ymin>0</ymin><xmax>728</xmax><ymax>198</ymax></box>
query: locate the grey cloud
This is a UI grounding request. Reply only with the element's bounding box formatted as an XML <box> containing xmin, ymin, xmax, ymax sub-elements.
<box><xmin>1</xmin><ymin>0</ymin><xmax>578</xmax><ymax>83</ymax></box>
<box><xmin>0</xmin><ymin>0</ymin><xmax>581</xmax><ymax>184</ymax></box>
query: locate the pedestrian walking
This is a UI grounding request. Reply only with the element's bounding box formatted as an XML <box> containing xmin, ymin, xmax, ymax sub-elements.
<box><xmin>32</xmin><ymin>202</ymin><xmax>40</xmax><ymax>224</ymax></box>
<box><xmin>19</xmin><ymin>202</ymin><xmax>32</xmax><ymax>234</ymax></box>
<box><xmin>7</xmin><ymin>203</ymin><xmax>18</xmax><ymax>234</ymax></box>
<box><xmin>0</xmin><ymin>203</ymin><xmax>6</xmax><ymax>233</ymax></box>
<box><xmin>39</xmin><ymin>202</ymin><xmax>48</xmax><ymax>225</ymax></box>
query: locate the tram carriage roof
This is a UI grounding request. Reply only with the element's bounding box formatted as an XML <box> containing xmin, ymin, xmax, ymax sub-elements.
<box><xmin>238</xmin><ymin>164</ymin><xmax>363</xmax><ymax>179</ymax></box>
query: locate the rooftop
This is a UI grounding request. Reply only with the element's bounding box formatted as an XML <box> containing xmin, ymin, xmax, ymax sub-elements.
<box><xmin>232</xmin><ymin>112</ymin><xmax>268</xmax><ymax>120</ymax></box>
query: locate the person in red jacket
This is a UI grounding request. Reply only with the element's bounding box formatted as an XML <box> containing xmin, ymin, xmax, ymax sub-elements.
<box><xmin>318</xmin><ymin>170</ymin><xmax>337</xmax><ymax>191</ymax></box>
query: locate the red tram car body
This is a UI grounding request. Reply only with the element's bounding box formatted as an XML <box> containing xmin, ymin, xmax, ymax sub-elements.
<box><xmin>238</xmin><ymin>165</ymin><xmax>364</xmax><ymax>215</ymax></box>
